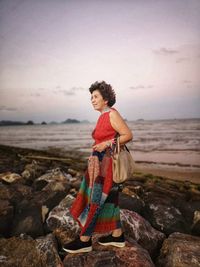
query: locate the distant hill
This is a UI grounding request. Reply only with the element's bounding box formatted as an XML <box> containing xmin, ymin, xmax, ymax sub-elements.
<box><xmin>0</xmin><ymin>120</ymin><xmax>35</xmax><ymax>126</ymax></box>
<box><xmin>62</xmin><ymin>118</ymin><xmax>80</xmax><ymax>124</ymax></box>
<box><xmin>80</xmin><ymin>120</ymin><xmax>90</xmax><ymax>123</ymax></box>
<box><xmin>0</xmin><ymin>118</ymin><xmax>91</xmax><ymax>126</ymax></box>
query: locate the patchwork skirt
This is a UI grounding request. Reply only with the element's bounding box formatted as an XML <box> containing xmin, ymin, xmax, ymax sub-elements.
<box><xmin>70</xmin><ymin>149</ymin><xmax>121</xmax><ymax>236</ymax></box>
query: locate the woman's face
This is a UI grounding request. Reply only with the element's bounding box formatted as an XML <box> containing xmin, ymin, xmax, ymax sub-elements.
<box><xmin>91</xmin><ymin>90</ymin><xmax>108</xmax><ymax>112</ymax></box>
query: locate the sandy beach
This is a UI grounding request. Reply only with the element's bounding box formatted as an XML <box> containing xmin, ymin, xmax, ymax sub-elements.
<box><xmin>135</xmin><ymin>162</ymin><xmax>200</xmax><ymax>184</ymax></box>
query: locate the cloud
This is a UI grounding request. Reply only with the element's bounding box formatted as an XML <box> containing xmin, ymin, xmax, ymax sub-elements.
<box><xmin>129</xmin><ymin>85</ymin><xmax>153</xmax><ymax>90</ymax></box>
<box><xmin>176</xmin><ymin>57</ymin><xmax>190</xmax><ymax>63</ymax></box>
<box><xmin>183</xmin><ymin>80</ymin><xmax>192</xmax><ymax>84</ymax></box>
<box><xmin>30</xmin><ymin>93</ymin><xmax>41</xmax><ymax>97</ymax></box>
<box><xmin>153</xmin><ymin>47</ymin><xmax>179</xmax><ymax>55</ymax></box>
<box><xmin>70</xmin><ymin>86</ymin><xmax>87</xmax><ymax>91</ymax></box>
<box><xmin>0</xmin><ymin>105</ymin><xmax>18</xmax><ymax>111</ymax></box>
<box><xmin>52</xmin><ymin>88</ymin><xmax>75</xmax><ymax>96</ymax></box>
<box><xmin>61</xmin><ymin>89</ymin><xmax>75</xmax><ymax>96</ymax></box>
<box><xmin>52</xmin><ymin>86</ymin><xmax>87</xmax><ymax>96</ymax></box>
<box><xmin>183</xmin><ymin>80</ymin><xmax>193</xmax><ymax>88</ymax></box>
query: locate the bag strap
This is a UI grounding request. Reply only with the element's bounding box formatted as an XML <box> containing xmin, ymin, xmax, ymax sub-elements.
<box><xmin>115</xmin><ymin>133</ymin><xmax>130</xmax><ymax>154</ymax></box>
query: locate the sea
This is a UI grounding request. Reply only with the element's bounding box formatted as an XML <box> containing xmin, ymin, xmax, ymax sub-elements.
<box><xmin>0</xmin><ymin>118</ymin><xmax>200</xmax><ymax>173</ymax></box>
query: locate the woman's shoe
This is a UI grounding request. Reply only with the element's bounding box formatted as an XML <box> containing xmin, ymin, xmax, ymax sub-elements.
<box><xmin>62</xmin><ymin>237</ymin><xmax>92</xmax><ymax>253</ymax></box>
<box><xmin>98</xmin><ymin>233</ymin><xmax>125</xmax><ymax>248</ymax></box>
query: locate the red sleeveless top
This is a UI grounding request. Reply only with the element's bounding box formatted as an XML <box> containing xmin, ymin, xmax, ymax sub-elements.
<box><xmin>92</xmin><ymin>108</ymin><xmax>117</xmax><ymax>145</ymax></box>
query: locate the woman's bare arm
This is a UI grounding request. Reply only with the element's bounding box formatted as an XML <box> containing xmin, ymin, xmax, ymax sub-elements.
<box><xmin>109</xmin><ymin>110</ymin><xmax>133</xmax><ymax>144</ymax></box>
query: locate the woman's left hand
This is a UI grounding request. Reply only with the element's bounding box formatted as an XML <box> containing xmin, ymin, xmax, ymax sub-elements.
<box><xmin>92</xmin><ymin>142</ymin><xmax>107</xmax><ymax>152</ymax></box>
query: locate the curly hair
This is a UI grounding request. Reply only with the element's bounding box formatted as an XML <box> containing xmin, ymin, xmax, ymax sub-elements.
<box><xmin>89</xmin><ymin>81</ymin><xmax>116</xmax><ymax>107</ymax></box>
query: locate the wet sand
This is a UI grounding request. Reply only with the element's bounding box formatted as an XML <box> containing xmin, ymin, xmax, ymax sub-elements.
<box><xmin>135</xmin><ymin>163</ymin><xmax>200</xmax><ymax>184</ymax></box>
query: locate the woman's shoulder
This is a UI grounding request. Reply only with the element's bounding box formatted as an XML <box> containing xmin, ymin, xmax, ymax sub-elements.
<box><xmin>109</xmin><ymin>107</ymin><xmax>121</xmax><ymax>117</ymax></box>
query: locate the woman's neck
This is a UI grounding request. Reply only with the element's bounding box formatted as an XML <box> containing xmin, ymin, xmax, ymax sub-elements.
<box><xmin>101</xmin><ymin>106</ymin><xmax>111</xmax><ymax>114</ymax></box>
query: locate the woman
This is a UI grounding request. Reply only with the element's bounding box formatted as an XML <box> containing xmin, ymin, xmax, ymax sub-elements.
<box><xmin>63</xmin><ymin>81</ymin><xmax>133</xmax><ymax>253</ymax></box>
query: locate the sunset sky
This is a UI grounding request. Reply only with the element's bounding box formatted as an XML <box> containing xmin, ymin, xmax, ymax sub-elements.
<box><xmin>0</xmin><ymin>0</ymin><xmax>200</xmax><ymax>123</ymax></box>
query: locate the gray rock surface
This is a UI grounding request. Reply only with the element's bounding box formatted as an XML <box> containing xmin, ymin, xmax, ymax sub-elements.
<box><xmin>156</xmin><ymin>232</ymin><xmax>200</xmax><ymax>267</ymax></box>
<box><xmin>63</xmin><ymin>236</ymin><xmax>155</xmax><ymax>267</ymax></box>
<box><xmin>142</xmin><ymin>191</ymin><xmax>189</xmax><ymax>235</ymax></box>
<box><xmin>0</xmin><ymin>234</ymin><xmax>63</xmax><ymax>267</ymax></box>
<box><xmin>119</xmin><ymin>192</ymin><xmax>144</xmax><ymax>213</ymax></box>
<box><xmin>120</xmin><ymin>209</ymin><xmax>165</xmax><ymax>257</ymax></box>
<box><xmin>0</xmin><ymin>200</ymin><xmax>14</xmax><ymax>236</ymax></box>
<box><xmin>46</xmin><ymin>195</ymin><xmax>80</xmax><ymax>236</ymax></box>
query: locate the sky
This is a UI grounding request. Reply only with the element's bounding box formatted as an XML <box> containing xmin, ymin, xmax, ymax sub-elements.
<box><xmin>0</xmin><ymin>0</ymin><xmax>200</xmax><ymax>123</ymax></box>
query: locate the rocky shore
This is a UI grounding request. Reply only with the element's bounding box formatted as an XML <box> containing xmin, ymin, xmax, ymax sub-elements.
<box><xmin>0</xmin><ymin>144</ymin><xmax>200</xmax><ymax>267</ymax></box>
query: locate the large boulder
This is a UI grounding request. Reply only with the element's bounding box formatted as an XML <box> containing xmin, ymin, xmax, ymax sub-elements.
<box><xmin>119</xmin><ymin>192</ymin><xmax>144</xmax><ymax>213</ymax></box>
<box><xmin>11</xmin><ymin>199</ymin><xmax>44</xmax><ymax>237</ymax></box>
<box><xmin>21</xmin><ymin>160</ymin><xmax>48</xmax><ymax>183</ymax></box>
<box><xmin>11</xmin><ymin>187</ymin><xmax>68</xmax><ymax>237</ymax></box>
<box><xmin>33</xmin><ymin>189</ymin><xmax>68</xmax><ymax>212</ymax></box>
<box><xmin>0</xmin><ymin>200</ymin><xmax>14</xmax><ymax>237</ymax></box>
<box><xmin>175</xmin><ymin>198</ymin><xmax>200</xmax><ymax>226</ymax></box>
<box><xmin>0</xmin><ymin>183</ymin><xmax>33</xmax><ymax>237</ymax></box>
<box><xmin>120</xmin><ymin>209</ymin><xmax>165</xmax><ymax>258</ymax></box>
<box><xmin>142</xmin><ymin>192</ymin><xmax>189</xmax><ymax>235</ymax></box>
<box><xmin>63</xmin><ymin>237</ymin><xmax>155</xmax><ymax>267</ymax></box>
<box><xmin>46</xmin><ymin>195</ymin><xmax>80</xmax><ymax>236</ymax></box>
<box><xmin>0</xmin><ymin>182</ymin><xmax>33</xmax><ymax>204</ymax></box>
<box><xmin>0</xmin><ymin>234</ymin><xmax>62</xmax><ymax>267</ymax></box>
<box><xmin>157</xmin><ymin>232</ymin><xmax>200</xmax><ymax>267</ymax></box>
<box><xmin>34</xmin><ymin>168</ymin><xmax>70</xmax><ymax>184</ymax></box>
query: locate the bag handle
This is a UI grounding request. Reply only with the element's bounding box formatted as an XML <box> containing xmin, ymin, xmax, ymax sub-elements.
<box><xmin>116</xmin><ymin>136</ymin><xmax>122</xmax><ymax>154</ymax></box>
<box><xmin>115</xmin><ymin>134</ymin><xmax>130</xmax><ymax>154</ymax></box>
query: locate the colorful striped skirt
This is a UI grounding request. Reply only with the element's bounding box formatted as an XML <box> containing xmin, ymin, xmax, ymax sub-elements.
<box><xmin>70</xmin><ymin>149</ymin><xmax>121</xmax><ymax>236</ymax></box>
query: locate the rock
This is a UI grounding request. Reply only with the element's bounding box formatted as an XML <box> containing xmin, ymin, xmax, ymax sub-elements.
<box><xmin>0</xmin><ymin>182</ymin><xmax>16</xmax><ymax>201</ymax></box>
<box><xmin>36</xmin><ymin>234</ymin><xmax>63</xmax><ymax>267</ymax></box>
<box><xmin>191</xmin><ymin>210</ymin><xmax>200</xmax><ymax>235</ymax></box>
<box><xmin>11</xmin><ymin>199</ymin><xmax>44</xmax><ymax>238</ymax></box>
<box><xmin>54</xmin><ymin>228</ymin><xmax>78</xmax><ymax>250</ymax></box>
<box><xmin>119</xmin><ymin>192</ymin><xmax>144</xmax><ymax>213</ymax></box>
<box><xmin>42</xmin><ymin>205</ymin><xmax>49</xmax><ymax>222</ymax></box>
<box><xmin>0</xmin><ymin>182</ymin><xmax>32</xmax><ymax>204</ymax></box>
<box><xmin>33</xmin><ymin>190</ymin><xmax>67</xmax><ymax>211</ymax></box>
<box><xmin>0</xmin><ymin>200</ymin><xmax>14</xmax><ymax>237</ymax></box>
<box><xmin>120</xmin><ymin>209</ymin><xmax>165</xmax><ymax>258</ymax></box>
<box><xmin>46</xmin><ymin>195</ymin><xmax>80</xmax><ymax>236</ymax></box>
<box><xmin>0</xmin><ymin>172</ymin><xmax>23</xmax><ymax>184</ymax></box>
<box><xmin>63</xmin><ymin>237</ymin><xmax>155</xmax><ymax>267</ymax></box>
<box><xmin>142</xmin><ymin>192</ymin><xmax>189</xmax><ymax>235</ymax></box>
<box><xmin>175</xmin><ymin>199</ymin><xmax>200</xmax><ymax>225</ymax></box>
<box><xmin>42</xmin><ymin>181</ymin><xmax>71</xmax><ymax>193</ymax></box>
<box><xmin>123</xmin><ymin>183</ymin><xmax>144</xmax><ymax>197</ymax></box>
<box><xmin>0</xmin><ymin>236</ymin><xmax>42</xmax><ymax>267</ymax></box>
<box><xmin>0</xmin><ymin>234</ymin><xmax>62</xmax><ymax>267</ymax></box>
<box><xmin>64</xmin><ymin>173</ymin><xmax>73</xmax><ymax>180</ymax></box>
<box><xmin>35</xmin><ymin>168</ymin><xmax>69</xmax><ymax>183</ymax></box>
<box><xmin>67</xmin><ymin>168</ymin><xmax>78</xmax><ymax>177</ymax></box>
<box><xmin>70</xmin><ymin>179</ymin><xmax>81</xmax><ymax>191</ymax></box>
<box><xmin>157</xmin><ymin>232</ymin><xmax>200</xmax><ymax>267</ymax></box>
<box><xmin>21</xmin><ymin>160</ymin><xmax>47</xmax><ymax>183</ymax></box>
<box><xmin>33</xmin><ymin>168</ymin><xmax>71</xmax><ymax>192</ymax></box>
<box><xmin>12</xmin><ymin>183</ymin><xmax>33</xmax><ymax>198</ymax></box>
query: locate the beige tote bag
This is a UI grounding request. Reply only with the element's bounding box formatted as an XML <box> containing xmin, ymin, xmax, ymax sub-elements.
<box><xmin>112</xmin><ymin>137</ymin><xmax>135</xmax><ymax>183</ymax></box>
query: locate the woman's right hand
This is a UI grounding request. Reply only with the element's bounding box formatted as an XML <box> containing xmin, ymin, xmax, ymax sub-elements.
<box><xmin>92</xmin><ymin>141</ymin><xmax>107</xmax><ymax>152</ymax></box>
